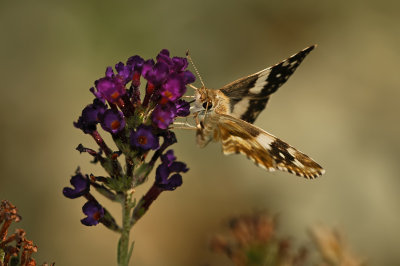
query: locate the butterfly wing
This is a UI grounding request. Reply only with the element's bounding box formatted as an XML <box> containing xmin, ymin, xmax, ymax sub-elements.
<box><xmin>220</xmin><ymin>45</ymin><xmax>315</xmax><ymax>124</ymax></box>
<box><xmin>205</xmin><ymin>114</ymin><xmax>324</xmax><ymax>179</ymax></box>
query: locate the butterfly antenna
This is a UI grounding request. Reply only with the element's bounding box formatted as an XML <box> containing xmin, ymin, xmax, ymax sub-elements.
<box><xmin>186</xmin><ymin>50</ymin><xmax>206</xmax><ymax>88</ymax></box>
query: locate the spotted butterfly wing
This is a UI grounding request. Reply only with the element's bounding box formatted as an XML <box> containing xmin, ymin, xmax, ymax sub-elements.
<box><xmin>220</xmin><ymin>45</ymin><xmax>315</xmax><ymax>123</ymax></box>
<box><xmin>198</xmin><ymin>114</ymin><xmax>324</xmax><ymax>179</ymax></box>
<box><xmin>192</xmin><ymin>45</ymin><xmax>324</xmax><ymax>178</ymax></box>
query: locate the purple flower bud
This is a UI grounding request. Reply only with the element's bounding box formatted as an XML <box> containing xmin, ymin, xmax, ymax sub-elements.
<box><xmin>156</xmin><ymin>49</ymin><xmax>173</xmax><ymax>67</ymax></box>
<box><xmin>95</xmin><ymin>77</ymin><xmax>126</xmax><ymax>103</ymax></box>
<box><xmin>182</xmin><ymin>70</ymin><xmax>196</xmax><ymax>84</ymax></box>
<box><xmin>105</xmin><ymin>66</ymin><xmax>114</xmax><ymax>78</ymax></box>
<box><xmin>74</xmin><ymin>99</ymin><xmax>108</xmax><ymax>134</ymax></box>
<box><xmin>130</xmin><ymin>125</ymin><xmax>160</xmax><ymax>151</ymax></box>
<box><xmin>161</xmin><ymin>150</ymin><xmax>176</xmax><ymax>166</ymax></box>
<box><xmin>151</xmin><ymin>102</ymin><xmax>177</xmax><ymax>129</ymax></box>
<box><xmin>100</xmin><ymin>109</ymin><xmax>126</xmax><ymax>134</ymax></box>
<box><xmin>126</xmin><ymin>55</ymin><xmax>145</xmax><ymax>72</ymax></box>
<box><xmin>81</xmin><ymin>201</ymin><xmax>104</xmax><ymax>226</ymax></box>
<box><xmin>115</xmin><ymin>62</ymin><xmax>132</xmax><ymax>83</ymax></box>
<box><xmin>127</xmin><ymin>55</ymin><xmax>145</xmax><ymax>88</ymax></box>
<box><xmin>63</xmin><ymin>173</ymin><xmax>90</xmax><ymax>199</ymax></box>
<box><xmin>172</xmin><ymin>57</ymin><xmax>188</xmax><ymax>72</ymax></box>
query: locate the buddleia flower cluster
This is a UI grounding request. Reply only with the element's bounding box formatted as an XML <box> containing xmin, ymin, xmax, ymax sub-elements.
<box><xmin>62</xmin><ymin>49</ymin><xmax>195</xmax><ymax>265</ymax></box>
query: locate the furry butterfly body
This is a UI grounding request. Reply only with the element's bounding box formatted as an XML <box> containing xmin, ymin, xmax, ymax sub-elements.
<box><xmin>190</xmin><ymin>45</ymin><xmax>324</xmax><ymax>179</ymax></box>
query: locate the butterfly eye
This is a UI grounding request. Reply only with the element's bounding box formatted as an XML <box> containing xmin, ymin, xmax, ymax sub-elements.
<box><xmin>202</xmin><ymin>102</ymin><xmax>212</xmax><ymax>109</ymax></box>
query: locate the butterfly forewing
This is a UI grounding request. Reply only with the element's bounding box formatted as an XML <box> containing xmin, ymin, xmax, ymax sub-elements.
<box><xmin>220</xmin><ymin>45</ymin><xmax>315</xmax><ymax>124</ymax></box>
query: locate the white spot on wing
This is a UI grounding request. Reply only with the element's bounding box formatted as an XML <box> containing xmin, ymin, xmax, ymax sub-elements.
<box><xmin>249</xmin><ymin>69</ymin><xmax>271</xmax><ymax>94</ymax></box>
<box><xmin>256</xmin><ymin>134</ymin><xmax>274</xmax><ymax>149</ymax></box>
<box><xmin>232</xmin><ymin>98</ymin><xmax>250</xmax><ymax>117</ymax></box>
<box><xmin>292</xmin><ymin>159</ymin><xmax>304</xmax><ymax>168</ymax></box>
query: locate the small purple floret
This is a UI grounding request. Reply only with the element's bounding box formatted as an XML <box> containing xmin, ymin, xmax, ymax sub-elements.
<box><xmin>63</xmin><ymin>173</ymin><xmax>90</xmax><ymax>199</ymax></box>
<box><xmin>156</xmin><ymin>150</ymin><xmax>188</xmax><ymax>190</ymax></box>
<box><xmin>100</xmin><ymin>109</ymin><xmax>126</xmax><ymax>134</ymax></box>
<box><xmin>81</xmin><ymin>201</ymin><xmax>104</xmax><ymax>226</ymax></box>
<box><xmin>115</xmin><ymin>62</ymin><xmax>132</xmax><ymax>83</ymax></box>
<box><xmin>175</xmin><ymin>99</ymin><xmax>190</xmax><ymax>117</ymax></box>
<box><xmin>126</xmin><ymin>55</ymin><xmax>145</xmax><ymax>71</ymax></box>
<box><xmin>152</xmin><ymin>102</ymin><xmax>177</xmax><ymax>129</ymax></box>
<box><xmin>161</xmin><ymin>150</ymin><xmax>177</xmax><ymax>165</ymax></box>
<box><xmin>74</xmin><ymin>99</ymin><xmax>107</xmax><ymax>134</ymax></box>
<box><xmin>142</xmin><ymin>61</ymin><xmax>169</xmax><ymax>86</ymax></box>
<box><xmin>161</xmin><ymin>74</ymin><xmax>186</xmax><ymax>101</ymax></box>
<box><xmin>131</xmin><ymin>125</ymin><xmax>160</xmax><ymax>151</ymax></box>
<box><xmin>95</xmin><ymin>77</ymin><xmax>126</xmax><ymax>103</ymax></box>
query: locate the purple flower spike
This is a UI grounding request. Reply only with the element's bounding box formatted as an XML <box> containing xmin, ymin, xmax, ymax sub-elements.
<box><xmin>175</xmin><ymin>99</ymin><xmax>191</xmax><ymax>117</ymax></box>
<box><xmin>152</xmin><ymin>102</ymin><xmax>177</xmax><ymax>129</ymax></box>
<box><xmin>155</xmin><ymin>149</ymin><xmax>188</xmax><ymax>190</ymax></box>
<box><xmin>100</xmin><ymin>109</ymin><xmax>126</xmax><ymax>134</ymax></box>
<box><xmin>81</xmin><ymin>201</ymin><xmax>104</xmax><ymax>226</ymax></box>
<box><xmin>131</xmin><ymin>125</ymin><xmax>160</xmax><ymax>151</ymax></box>
<box><xmin>63</xmin><ymin>173</ymin><xmax>90</xmax><ymax>199</ymax></box>
<box><xmin>74</xmin><ymin>99</ymin><xmax>108</xmax><ymax>134</ymax></box>
<box><xmin>95</xmin><ymin>77</ymin><xmax>126</xmax><ymax>104</ymax></box>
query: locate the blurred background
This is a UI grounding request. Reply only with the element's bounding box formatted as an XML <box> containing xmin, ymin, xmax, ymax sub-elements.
<box><xmin>0</xmin><ymin>0</ymin><xmax>399</xmax><ymax>265</ymax></box>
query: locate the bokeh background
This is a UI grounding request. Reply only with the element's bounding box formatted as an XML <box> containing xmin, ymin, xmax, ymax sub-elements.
<box><xmin>1</xmin><ymin>0</ymin><xmax>399</xmax><ymax>265</ymax></box>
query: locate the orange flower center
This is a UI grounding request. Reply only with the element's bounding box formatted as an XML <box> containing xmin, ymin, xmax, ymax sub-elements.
<box><xmin>93</xmin><ymin>211</ymin><xmax>102</xmax><ymax>221</ymax></box>
<box><xmin>111</xmin><ymin>120</ymin><xmax>120</xmax><ymax>130</ymax></box>
<box><xmin>164</xmin><ymin>91</ymin><xmax>173</xmax><ymax>99</ymax></box>
<box><xmin>138</xmin><ymin>136</ymin><xmax>148</xmax><ymax>145</ymax></box>
<box><xmin>111</xmin><ymin>91</ymin><xmax>120</xmax><ymax>99</ymax></box>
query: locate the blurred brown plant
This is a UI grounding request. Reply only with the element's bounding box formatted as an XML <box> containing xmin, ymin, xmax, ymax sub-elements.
<box><xmin>210</xmin><ymin>212</ymin><xmax>307</xmax><ymax>266</ymax></box>
<box><xmin>0</xmin><ymin>200</ymin><xmax>54</xmax><ymax>266</ymax></box>
<box><xmin>210</xmin><ymin>212</ymin><xmax>364</xmax><ymax>266</ymax></box>
<box><xmin>310</xmin><ymin>225</ymin><xmax>365</xmax><ymax>266</ymax></box>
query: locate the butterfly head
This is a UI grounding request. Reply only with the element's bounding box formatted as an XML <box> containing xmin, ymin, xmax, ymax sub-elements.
<box><xmin>190</xmin><ymin>87</ymin><xmax>217</xmax><ymax>115</ymax></box>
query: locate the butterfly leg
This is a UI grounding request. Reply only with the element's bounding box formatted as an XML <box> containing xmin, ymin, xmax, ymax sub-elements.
<box><xmin>171</xmin><ymin>121</ymin><xmax>197</xmax><ymax>129</ymax></box>
<box><xmin>169</xmin><ymin>121</ymin><xmax>197</xmax><ymax>130</ymax></box>
<box><xmin>182</xmin><ymin>95</ymin><xmax>196</xmax><ymax>99</ymax></box>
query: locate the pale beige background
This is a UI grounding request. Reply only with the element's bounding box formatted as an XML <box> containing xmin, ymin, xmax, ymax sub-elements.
<box><xmin>0</xmin><ymin>0</ymin><xmax>399</xmax><ymax>265</ymax></box>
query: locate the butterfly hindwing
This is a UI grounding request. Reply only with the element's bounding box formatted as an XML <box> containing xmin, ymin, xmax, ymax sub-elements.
<box><xmin>216</xmin><ymin>114</ymin><xmax>324</xmax><ymax>179</ymax></box>
<box><xmin>220</xmin><ymin>45</ymin><xmax>315</xmax><ymax>124</ymax></box>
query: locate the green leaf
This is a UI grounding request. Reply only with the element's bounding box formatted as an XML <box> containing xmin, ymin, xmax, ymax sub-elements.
<box><xmin>117</xmin><ymin>237</ymin><xmax>123</xmax><ymax>265</ymax></box>
<box><xmin>93</xmin><ymin>183</ymin><xmax>118</xmax><ymax>202</ymax></box>
<box><xmin>127</xmin><ymin>241</ymin><xmax>135</xmax><ymax>263</ymax></box>
<box><xmin>133</xmin><ymin>163</ymin><xmax>153</xmax><ymax>186</ymax></box>
<box><xmin>100</xmin><ymin>208</ymin><xmax>122</xmax><ymax>233</ymax></box>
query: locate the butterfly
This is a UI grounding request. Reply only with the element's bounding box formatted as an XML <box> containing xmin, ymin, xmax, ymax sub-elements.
<box><xmin>187</xmin><ymin>45</ymin><xmax>325</xmax><ymax>179</ymax></box>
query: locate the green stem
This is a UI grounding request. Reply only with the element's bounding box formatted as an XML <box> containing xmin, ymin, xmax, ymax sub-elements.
<box><xmin>118</xmin><ymin>194</ymin><xmax>132</xmax><ymax>266</ymax></box>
